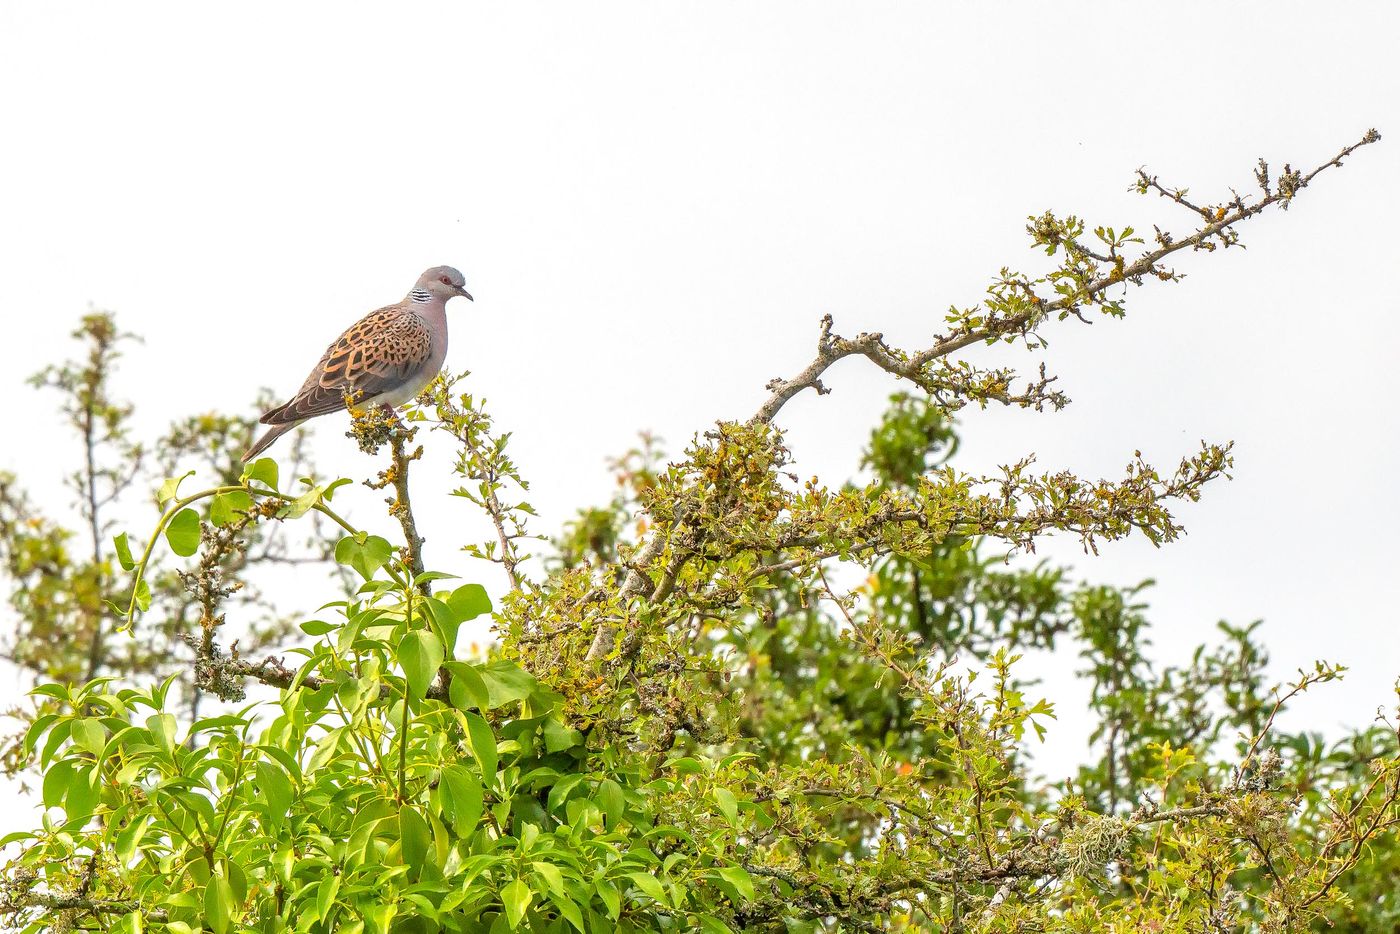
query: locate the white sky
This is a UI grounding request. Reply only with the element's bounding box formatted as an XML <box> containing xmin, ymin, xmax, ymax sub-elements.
<box><xmin>1</xmin><ymin>2</ymin><xmax>1398</xmax><ymax>789</ymax></box>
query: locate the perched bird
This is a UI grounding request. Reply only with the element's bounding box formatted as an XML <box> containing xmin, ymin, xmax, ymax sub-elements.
<box><xmin>243</xmin><ymin>265</ymin><xmax>473</xmax><ymax>461</ymax></box>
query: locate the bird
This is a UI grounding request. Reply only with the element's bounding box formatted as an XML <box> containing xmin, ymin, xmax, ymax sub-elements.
<box><xmin>242</xmin><ymin>265</ymin><xmax>473</xmax><ymax>461</ymax></box>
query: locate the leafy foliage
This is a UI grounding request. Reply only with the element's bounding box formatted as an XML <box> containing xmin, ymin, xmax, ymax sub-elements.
<box><xmin>2</xmin><ymin>131</ymin><xmax>1397</xmax><ymax>933</ymax></box>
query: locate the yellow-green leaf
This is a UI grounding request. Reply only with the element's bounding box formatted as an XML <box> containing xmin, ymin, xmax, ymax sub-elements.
<box><xmin>447</xmin><ymin>582</ymin><xmax>492</xmax><ymax>621</ymax></box>
<box><xmin>334</xmin><ymin>534</ymin><xmax>394</xmax><ymax>580</ymax></box>
<box><xmin>462</xmin><ymin>711</ymin><xmax>497</xmax><ymax>784</ymax></box>
<box><xmin>713</xmin><ymin>787</ymin><xmax>738</xmax><ymax>826</ymax></box>
<box><xmin>399</xmin><ymin>630</ymin><xmax>443</xmax><ymax>699</ymax></box>
<box><xmin>204</xmin><ymin>875</ymin><xmax>234</xmax><ymax>934</ymax></box>
<box><xmin>242</xmin><ymin>458</ymin><xmax>278</xmax><ymax>491</ymax></box>
<box><xmin>156</xmin><ymin>471</ymin><xmax>195</xmax><ymax>507</ymax></box>
<box><xmin>112</xmin><ymin>532</ymin><xmax>136</xmax><ymax>571</ymax></box>
<box><xmin>165</xmin><ymin>508</ymin><xmax>201</xmax><ymax>557</ymax></box>
<box><xmin>209</xmin><ymin>490</ymin><xmax>252</xmax><ymax>527</ymax></box>
<box><xmin>501</xmin><ymin>878</ymin><xmax>532</xmax><ymax>929</ymax></box>
<box><xmin>399</xmin><ymin>805</ymin><xmax>430</xmax><ymax>876</ymax></box>
<box><xmin>70</xmin><ymin>718</ymin><xmax>105</xmax><ymax>756</ymax></box>
<box><xmin>440</xmin><ymin>764</ymin><xmax>484</xmax><ymax>834</ymax></box>
<box><xmin>597</xmin><ymin>779</ymin><xmax>624</xmax><ymax>828</ymax></box>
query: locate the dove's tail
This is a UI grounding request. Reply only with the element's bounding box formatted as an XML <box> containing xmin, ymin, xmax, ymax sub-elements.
<box><xmin>243</xmin><ymin>422</ymin><xmax>297</xmax><ymax>462</ymax></box>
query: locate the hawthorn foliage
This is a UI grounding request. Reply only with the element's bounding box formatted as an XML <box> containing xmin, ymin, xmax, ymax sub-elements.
<box><xmin>2</xmin><ymin>131</ymin><xmax>1397</xmax><ymax>933</ymax></box>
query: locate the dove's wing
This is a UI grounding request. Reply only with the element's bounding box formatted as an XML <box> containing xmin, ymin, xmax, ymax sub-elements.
<box><xmin>260</xmin><ymin>304</ymin><xmax>434</xmax><ymax>425</ymax></box>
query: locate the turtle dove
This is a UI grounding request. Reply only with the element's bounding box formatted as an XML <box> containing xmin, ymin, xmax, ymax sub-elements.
<box><xmin>243</xmin><ymin>265</ymin><xmax>472</xmax><ymax>461</ymax></box>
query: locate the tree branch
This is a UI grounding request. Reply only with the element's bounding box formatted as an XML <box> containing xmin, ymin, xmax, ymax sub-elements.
<box><xmin>751</xmin><ymin>129</ymin><xmax>1380</xmax><ymax>428</ymax></box>
<box><xmin>0</xmin><ymin>892</ymin><xmax>167</xmax><ymax>923</ymax></box>
<box><xmin>578</xmin><ymin>131</ymin><xmax>1379</xmax><ymax>668</ymax></box>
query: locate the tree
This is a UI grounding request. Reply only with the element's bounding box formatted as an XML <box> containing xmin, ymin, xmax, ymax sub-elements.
<box><xmin>1</xmin><ymin>130</ymin><xmax>1394</xmax><ymax>932</ymax></box>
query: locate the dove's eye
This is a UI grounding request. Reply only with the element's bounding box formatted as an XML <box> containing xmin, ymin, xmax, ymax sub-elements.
<box><xmin>440</xmin><ymin>276</ymin><xmax>452</xmax><ymax>285</ymax></box>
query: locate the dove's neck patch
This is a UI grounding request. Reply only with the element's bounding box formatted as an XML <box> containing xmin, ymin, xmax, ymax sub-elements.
<box><xmin>409</xmin><ymin>289</ymin><xmax>432</xmax><ymax>304</ymax></box>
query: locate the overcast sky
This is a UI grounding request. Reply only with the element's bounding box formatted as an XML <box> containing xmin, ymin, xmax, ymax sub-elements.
<box><xmin>1</xmin><ymin>2</ymin><xmax>1397</xmax><ymax>787</ymax></box>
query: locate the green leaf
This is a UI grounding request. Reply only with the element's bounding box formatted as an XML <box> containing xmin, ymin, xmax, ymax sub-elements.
<box><xmin>187</xmin><ymin>714</ymin><xmax>247</xmax><ymax>735</ymax></box>
<box><xmin>113</xmin><ymin>532</ymin><xmax>136</xmax><ymax>571</ymax></box>
<box><xmin>596</xmin><ymin>779</ymin><xmax>624</xmax><ymax>829</ymax></box>
<box><xmin>423</xmin><ymin>595</ymin><xmax>463</xmax><ymax>650</ymax></box>
<box><xmin>713</xmin><ymin>787</ymin><xmax>738</xmax><ymax>826</ymax></box>
<box><xmin>285</xmin><ymin>479</ymin><xmax>330</xmax><ymax>519</ymax></box>
<box><xmin>462</xmin><ymin>712</ymin><xmax>497</xmax><ymax>783</ymax></box>
<box><xmin>256</xmin><ymin>761</ymin><xmax>293</xmax><ymax>827</ymax></box>
<box><xmin>698</xmin><ymin>917</ymin><xmax>735</xmax><ymax>934</ymax></box>
<box><xmin>147</xmin><ymin>713</ymin><xmax>177</xmax><ymax>751</ymax></box>
<box><xmin>399</xmin><ymin>806</ymin><xmax>431</xmax><ymax>877</ymax></box>
<box><xmin>480</xmin><ymin>660</ymin><xmax>536</xmax><ymax>708</ymax></box>
<box><xmin>595</xmin><ymin>878</ymin><xmax>620</xmax><ymax>919</ymax></box>
<box><xmin>398</xmin><ymin>630</ymin><xmax>444</xmax><ymax>699</ymax></box>
<box><xmin>531</xmin><ymin>861</ymin><xmax>565</xmax><ymax>898</ymax></box>
<box><xmin>501</xmin><ymin>878</ymin><xmax>532</xmax><ymax>929</ymax></box>
<box><xmin>70</xmin><ymin>718</ymin><xmax>106</xmax><ymax>756</ymax></box>
<box><xmin>39</xmin><ymin>720</ymin><xmax>72</xmax><ymax>768</ymax></box>
<box><xmin>440</xmin><ymin>764</ymin><xmax>484</xmax><ymax>834</ymax></box>
<box><xmin>300</xmin><ymin>619</ymin><xmax>336</xmax><ymax>636</ymax></box>
<box><xmin>21</xmin><ymin>715</ymin><xmax>57</xmax><ymax>758</ymax></box>
<box><xmin>335</xmin><ymin>534</ymin><xmax>394</xmax><ymax>580</ymax></box>
<box><xmin>226</xmin><ymin>861</ymin><xmax>249</xmax><ymax>906</ymax></box>
<box><xmin>115</xmin><ymin>816</ymin><xmax>149</xmax><ymax>864</ymax></box>
<box><xmin>543</xmin><ymin>718</ymin><xmax>582</xmax><ymax>753</ymax></box>
<box><xmin>625</xmin><ymin>872</ymin><xmax>668</xmax><ymax>905</ymax></box>
<box><xmin>547</xmin><ymin>892</ymin><xmax>585</xmax><ymax>933</ymax></box>
<box><xmin>209</xmin><ymin>490</ymin><xmax>252</xmax><ymax>527</ymax></box>
<box><xmin>715</xmin><ymin>866</ymin><xmax>755</xmax><ymax>903</ymax></box>
<box><xmin>63</xmin><ymin>765</ymin><xmax>100</xmax><ymax>823</ymax></box>
<box><xmin>204</xmin><ymin>874</ymin><xmax>235</xmax><ymax>934</ymax></box>
<box><xmin>667</xmin><ymin>757</ymin><xmax>705</xmax><ymax>776</ymax></box>
<box><xmin>156</xmin><ymin>470</ymin><xmax>195</xmax><ymax>507</ymax></box>
<box><xmin>243</xmin><ymin>458</ymin><xmax>279</xmax><ymax>491</ymax></box>
<box><xmin>447</xmin><ymin>582</ymin><xmax>492</xmax><ymax>621</ymax></box>
<box><xmin>165</xmin><ymin>508</ymin><xmax>202</xmax><ymax>557</ymax></box>
<box><xmin>315</xmin><ymin>873</ymin><xmax>341</xmax><ymax>923</ymax></box>
<box><xmin>42</xmin><ymin>759</ymin><xmax>75</xmax><ymax>810</ymax></box>
<box><xmin>307</xmin><ymin>726</ymin><xmax>344</xmax><ymax>773</ymax></box>
<box><xmin>132</xmin><ymin>578</ymin><xmax>151</xmax><ymax>613</ymax></box>
<box><xmin>547</xmin><ymin>774</ymin><xmax>585</xmax><ymax>814</ymax></box>
<box><xmin>321</xmin><ymin>477</ymin><xmax>352</xmax><ymax>501</ymax></box>
<box><xmin>445</xmin><ymin>662</ymin><xmax>489</xmax><ymax>711</ymax></box>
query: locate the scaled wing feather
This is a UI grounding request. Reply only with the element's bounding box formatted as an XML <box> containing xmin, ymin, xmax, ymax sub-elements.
<box><xmin>260</xmin><ymin>305</ymin><xmax>433</xmax><ymax>425</ymax></box>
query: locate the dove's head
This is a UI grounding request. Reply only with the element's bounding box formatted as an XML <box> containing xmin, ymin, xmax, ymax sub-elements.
<box><xmin>417</xmin><ymin>265</ymin><xmax>473</xmax><ymax>302</ymax></box>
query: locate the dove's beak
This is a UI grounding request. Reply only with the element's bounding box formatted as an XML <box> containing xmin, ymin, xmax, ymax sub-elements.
<box><xmin>457</xmin><ymin>287</ymin><xmax>474</xmax><ymax>301</ymax></box>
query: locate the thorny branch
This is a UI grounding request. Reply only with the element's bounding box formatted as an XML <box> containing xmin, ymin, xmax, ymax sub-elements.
<box><xmin>754</xmin><ymin>129</ymin><xmax>1380</xmax><ymax>428</ymax></box>
<box><xmin>581</xmin><ymin>130</ymin><xmax>1380</xmax><ymax>666</ymax></box>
